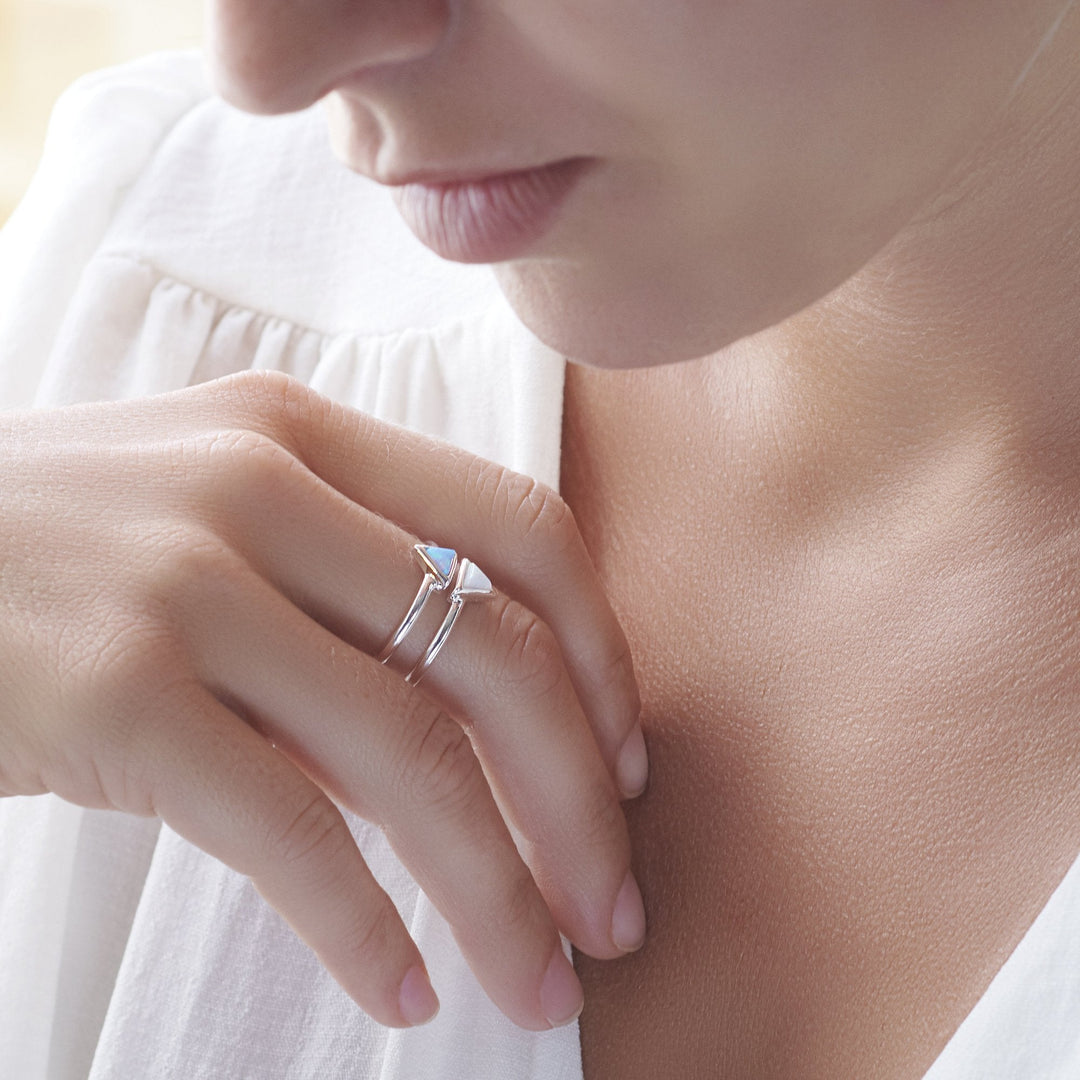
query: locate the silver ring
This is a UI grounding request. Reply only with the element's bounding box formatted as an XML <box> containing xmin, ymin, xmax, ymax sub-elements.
<box><xmin>377</xmin><ymin>544</ymin><xmax>459</xmax><ymax>664</ymax></box>
<box><xmin>405</xmin><ymin>557</ymin><xmax>496</xmax><ymax>686</ymax></box>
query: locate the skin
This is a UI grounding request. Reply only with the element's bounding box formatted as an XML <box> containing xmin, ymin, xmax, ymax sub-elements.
<box><xmin>553</xmin><ymin>5</ymin><xmax>1080</xmax><ymax>1066</ymax></box>
<box><xmin>4</xmin><ymin>0</ymin><xmax>1078</xmax><ymax>1075</ymax></box>
<box><xmin>0</xmin><ymin>376</ymin><xmax>645</xmax><ymax>1031</ymax></box>
<box><xmin>206</xmin><ymin>0</ymin><xmax>1080</xmax><ymax>1073</ymax></box>
<box><xmin>213</xmin><ymin>1</ymin><xmax>1077</xmax><ymax>367</ymax></box>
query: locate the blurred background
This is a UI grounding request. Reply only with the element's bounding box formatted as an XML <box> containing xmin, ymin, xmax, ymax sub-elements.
<box><xmin>0</xmin><ymin>0</ymin><xmax>204</xmax><ymax>224</ymax></box>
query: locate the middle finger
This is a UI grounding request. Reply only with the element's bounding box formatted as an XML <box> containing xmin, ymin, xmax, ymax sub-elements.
<box><xmin>187</xmin><ymin>442</ymin><xmax>642</xmax><ymax>948</ymax></box>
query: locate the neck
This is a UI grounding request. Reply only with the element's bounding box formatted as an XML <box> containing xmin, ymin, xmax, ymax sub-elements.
<box><xmin>735</xmin><ymin>6</ymin><xmax>1080</xmax><ymax>496</ymax></box>
<box><xmin>566</xmin><ymin>9</ymin><xmax>1080</xmax><ymax>542</ymax></box>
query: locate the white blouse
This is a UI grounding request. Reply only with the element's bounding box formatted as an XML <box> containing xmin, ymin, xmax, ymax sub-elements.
<box><xmin>1</xmin><ymin>49</ymin><xmax>1079</xmax><ymax>1080</ymax></box>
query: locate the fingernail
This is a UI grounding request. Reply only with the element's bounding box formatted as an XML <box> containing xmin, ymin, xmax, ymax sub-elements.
<box><xmin>399</xmin><ymin>964</ymin><xmax>440</xmax><ymax>1026</ymax></box>
<box><xmin>611</xmin><ymin>871</ymin><xmax>647</xmax><ymax>953</ymax></box>
<box><xmin>616</xmin><ymin>725</ymin><xmax>649</xmax><ymax>799</ymax></box>
<box><xmin>540</xmin><ymin>943</ymin><xmax>585</xmax><ymax>1028</ymax></box>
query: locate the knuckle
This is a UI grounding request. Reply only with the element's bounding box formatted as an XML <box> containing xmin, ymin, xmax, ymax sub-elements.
<box><xmin>0</xmin><ymin>702</ymin><xmax>52</xmax><ymax>798</ymax></box>
<box><xmin>48</xmin><ymin>632</ymin><xmax>191</xmax><ymax>814</ymax></box>
<box><xmin>465</xmin><ymin>457</ymin><xmax>507</xmax><ymax>514</ymax></box>
<box><xmin>494</xmin><ymin>865</ymin><xmax>546</xmax><ymax>943</ymax></box>
<box><xmin>491</xmin><ymin>599</ymin><xmax>566</xmax><ymax>700</ymax></box>
<box><xmin>575</xmin><ymin>772</ymin><xmax>627</xmax><ymax>854</ymax></box>
<box><xmin>514</xmin><ymin>478</ymin><xmax>577</xmax><ymax>548</ymax></box>
<box><xmin>267</xmin><ymin>791</ymin><xmax>353</xmax><ymax>873</ymax></box>
<box><xmin>395</xmin><ymin>705</ymin><xmax>484</xmax><ymax>818</ymax></box>
<box><xmin>0</xmin><ymin>742</ymin><xmax>46</xmax><ymax>798</ymax></box>
<box><xmin>337</xmin><ymin>894</ymin><xmax>401</xmax><ymax>973</ymax></box>
<box><xmin>143</xmin><ymin>522</ymin><xmax>249</xmax><ymax>613</ymax></box>
<box><xmin>219</xmin><ymin>368</ymin><xmax>309</xmax><ymax>419</ymax></box>
<box><xmin>215</xmin><ymin>370</ymin><xmax>327</xmax><ymax>450</ymax></box>
<box><xmin>473</xmin><ymin>460</ymin><xmax>577</xmax><ymax>548</ymax></box>
<box><xmin>92</xmin><ymin>740</ymin><xmax>158</xmax><ymax>818</ymax></box>
<box><xmin>599</xmin><ymin>638</ymin><xmax>640</xmax><ymax>717</ymax></box>
<box><xmin>457</xmin><ymin>862</ymin><xmax>546</xmax><ymax>953</ymax></box>
<box><xmin>199</xmin><ymin>428</ymin><xmax>309</xmax><ymax>503</ymax></box>
<box><xmin>72</xmin><ymin>617</ymin><xmax>184</xmax><ymax>714</ymax></box>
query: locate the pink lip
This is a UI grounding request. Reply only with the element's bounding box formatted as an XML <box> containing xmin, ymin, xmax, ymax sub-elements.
<box><xmin>390</xmin><ymin>158</ymin><xmax>592</xmax><ymax>263</ymax></box>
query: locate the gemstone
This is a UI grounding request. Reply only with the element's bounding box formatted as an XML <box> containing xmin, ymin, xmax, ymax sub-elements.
<box><xmin>455</xmin><ymin>559</ymin><xmax>494</xmax><ymax>599</ymax></box>
<box><xmin>417</xmin><ymin>544</ymin><xmax>457</xmax><ymax>584</ymax></box>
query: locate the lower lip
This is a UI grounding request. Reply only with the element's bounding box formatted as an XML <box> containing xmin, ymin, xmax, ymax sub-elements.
<box><xmin>391</xmin><ymin>158</ymin><xmax>591</xmax><ymax>264</ymax></box>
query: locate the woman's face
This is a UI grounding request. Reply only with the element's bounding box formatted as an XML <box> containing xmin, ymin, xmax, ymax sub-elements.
<box><xmin>206</xmin><ymin>1</ymin><xmax>1068</xmax><ymax>368</ymax></box>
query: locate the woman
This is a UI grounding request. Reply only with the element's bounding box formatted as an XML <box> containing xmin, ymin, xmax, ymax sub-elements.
<box><xmin>2</xmin><ymin>1</ymin><xmax>1079</xmax><ymax>1076</ymax></box>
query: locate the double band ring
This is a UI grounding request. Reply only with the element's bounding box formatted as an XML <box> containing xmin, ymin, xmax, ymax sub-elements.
<box><xmin>378</xmin><ymin>543</ymin><xmax>496</xmax><ymax>686</ymax></box>
<box><xmin>376</xmin><ymin>545</ymin><xmax>458</xmax><ymax>663</ymax></box>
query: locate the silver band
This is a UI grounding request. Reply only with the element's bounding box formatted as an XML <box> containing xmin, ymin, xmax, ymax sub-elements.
<box><xmin>405</xmin><ymin>557</ymin><xmax>496</xmax><ymax>686</ymax></box>
<box><xmin>377</xmin><ymin>545</ymin><xmax>458</xmax><ymax>665</ymax></box>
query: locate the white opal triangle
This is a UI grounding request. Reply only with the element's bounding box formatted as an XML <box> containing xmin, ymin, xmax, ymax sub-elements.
<box><xmin>455</xmin><ymin>559</ymin><xmax>494</xmax><ymax>598</ymax></box>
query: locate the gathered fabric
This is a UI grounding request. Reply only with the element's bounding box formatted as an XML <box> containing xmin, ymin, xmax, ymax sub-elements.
<box><xmin>1</xmin><ymin>49</ymin><xmax>1079</xmax><ymax>1080</ymax></box>
<box><xmin>0</xmin><ymin>50</ymin><xmax>574</xmax><ymax>1080</ymax></box>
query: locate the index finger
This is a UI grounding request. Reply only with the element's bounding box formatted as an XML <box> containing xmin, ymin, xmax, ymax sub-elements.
<box><xmin>145</xmin><ymin>690</ymin><xmax>439</xmax><ymax>1029</ymax></box>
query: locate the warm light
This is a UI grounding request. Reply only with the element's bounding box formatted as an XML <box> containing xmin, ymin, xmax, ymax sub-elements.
<box><xmin>0</xmin><ymin>0</ymin><xmax>203</xmax><ymax>224</ymax></box>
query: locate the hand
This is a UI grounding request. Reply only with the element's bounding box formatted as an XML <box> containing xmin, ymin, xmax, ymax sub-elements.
<box><xmin>0</xmin><ymin>371</ymin><xmax>646</xmax><ymax>1030</ymax></box>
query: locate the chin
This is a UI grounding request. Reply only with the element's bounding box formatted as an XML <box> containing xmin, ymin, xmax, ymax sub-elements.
<box><xmin>493</xmin><ymin>260</ymin><xmax>813</xmax><ymax>370</ymax></box>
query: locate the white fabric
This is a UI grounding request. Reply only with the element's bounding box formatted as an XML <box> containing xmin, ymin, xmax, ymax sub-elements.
<box><xmin>0</xmin><ymin>49</ymin><xmax>1078</xmax><ymax>1079</ymax></box>
<box><xmin>0</xmin><ymin>51</ymin><xmax>573</xmax><ymax>1080</ymax></box>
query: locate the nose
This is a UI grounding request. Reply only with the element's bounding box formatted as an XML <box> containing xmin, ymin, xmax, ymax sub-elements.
<box><xmin>207</xmin><ymin>0</ymin><xmax>450</xmax><ymax>115</ymax></box>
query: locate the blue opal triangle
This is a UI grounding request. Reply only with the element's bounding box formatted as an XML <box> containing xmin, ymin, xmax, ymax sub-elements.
<box><xmin>427</xmin><ymin>546</ymin><xmax>457</xmax><ymax>579</ymax></box>
<box><xmin>417</xmin><ymin>544</ymin><xmax>458</xmax><ymax>584</ymax></box>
